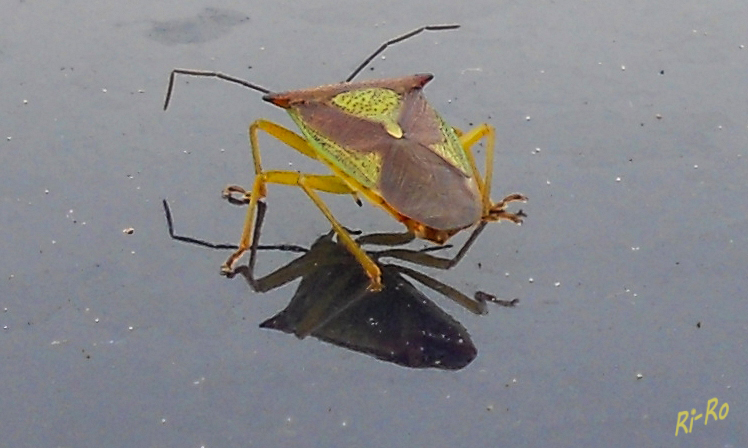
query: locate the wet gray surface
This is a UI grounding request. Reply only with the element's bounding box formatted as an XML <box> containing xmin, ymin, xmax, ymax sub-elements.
<box><xmin>1</xmin><ymin>0</ymin><xmax>746</xmax><ymax>446</ymax></box>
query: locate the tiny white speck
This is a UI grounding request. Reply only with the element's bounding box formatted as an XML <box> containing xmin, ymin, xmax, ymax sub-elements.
<box><xmin>161</xmin><ymin>418</ymin><xmax>167</xmax><ymax>424</ymax></box>
<box><xmin>616</xmin><ymin>177</ymin><xmax>621</xmax><ymax>182</ymax></box>
<box><xmin>554</xmin><ymin>282</ymin><xmax>561</xmax><ymax>287</ymax></box>
<box><xmin>45</xmin><ymin>189</ymin><xmax>50</xmax><ymax>194</ymax></box>
<box><xmin>694</xmin><ymin>165</ymin><xmax>698</xmax><ymax>169</ymax></box>
<box><xmin>128</xmin><ymin>326</ymin><xmax>134</xmax><ymax>331</ymax></box>
<box><xmin>636</xmin><ymin>373</ymin><xmax>643</xmax><ymax>379</ymax></box>
<box><xmin>381</xmin><ymin>55</ymin><xmax>386</xmax><ymax>60</ymax></box>
<box><xmin>102</xmin><ymin>88</ymin><xmax>107</xmax><ymax>93</ymax></box>
<box><xmin>138</xmin><ymin>89</ymin><xmax>144</xmax><ymax>93</ymax></box>
<box><xmin>6</xmin><ymin>136</ymin><xmax>11</xmax><ymax>141</ymax></box>
<box><xmin>505</xmin><ymin>272</ymin><xmax>510</xmax><ymax>277</ymax></box>
<box><xmin>94</xmin><ymin>318</ymin><xmax>100</xmax><ymax>323</ymax></box>
<box><xmin>525</xmin><ymin>116</ymin><xmax>531</xmax><ymax>121</ymax></box>
<box><xmin>718</xmin><ymin>125</ymin><xmax>723</xmax><ymax>130</ymax></box>
<box><xmin>528</xmin><ymin>277</ymin><xmax>534</xmax><ymax>283</ymax></box>
<box><xmin>740</xmin><ymin>44</ymin><xmax>745</xmax><ymax>49</ymax></box>
<box><xmin>621</xmin><ymin>65</ymin><xmax>626</xmax><ymax>71</ymax></box>
<box><xmin>23</xmin><ymin>99</ymin><xmax>28</xmax><ymax>104</ymax></box>
<box><xmin>341</xmin><ymin>421</ymin><xmax>348</xmax><ymax>427</ymax></box>
<box><xmin>546</xmin><ymin>180</ymin><xmax>551</xmax><ymax>185</ymax></box>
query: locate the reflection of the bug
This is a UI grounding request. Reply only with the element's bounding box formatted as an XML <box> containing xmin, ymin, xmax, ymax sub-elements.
<box><xmin>164</xmin><ymin>200</ymin><xmax>517</xmax><ymax>370</ymax></box>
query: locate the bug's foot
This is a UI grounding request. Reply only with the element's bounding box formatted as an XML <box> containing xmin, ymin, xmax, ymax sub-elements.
<box><xmin>221</xmin><ymin>248</ymin><xmax>247</xmax><ymax>277</ymax></box>
<box><xmin>220</xmin><ymin>263</ymin><xmax>236</xmax><ymax>277</ymax></box>
<box><xmin>486</xmin><ymin>193</ymin><xmax>527</xmax><ymax>224</ymax></box>
<box><xmin>222</xmin><ymin>185</ymin><xmax>251</xmax><ymax>205</ymax></box>
<box><xmin>488</xmin><ymin>209</ymin><xmax>526</xmax><ymax>224</ymax></box>
<box><xmin>366</xmin><ymin>276</ymin><xmax>384</xmax><ymax>292</ymax></box>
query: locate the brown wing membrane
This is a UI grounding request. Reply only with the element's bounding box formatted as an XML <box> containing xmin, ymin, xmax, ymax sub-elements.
<box><xmin>296</xmin><ymin>102</ymin><xmax>391</xmax><ymax>154</ymax></box>
<box><xmin>379</xmin><ymin>138</ymin><xmax>481</xmax><ymax>230</ymax></box>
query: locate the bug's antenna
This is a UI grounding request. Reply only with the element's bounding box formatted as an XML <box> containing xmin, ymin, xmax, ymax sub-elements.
<box><xmin>163</xmin><ymin>69</ymin><xmax>273</xmax><ymax>110</ymax></box>
<box><xmin>345</xmin><ymin>24</ymin><xmax>460</xmax><ymax>83</ymax></box>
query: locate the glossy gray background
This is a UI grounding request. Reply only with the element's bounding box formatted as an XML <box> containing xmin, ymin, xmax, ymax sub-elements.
<box><xmin>1</xmin><ymin>0</ymin><xmax>745</xmax><ymax>446</ymax></box>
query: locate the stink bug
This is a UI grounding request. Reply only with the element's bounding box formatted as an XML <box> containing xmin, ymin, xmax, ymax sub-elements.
<box><xmin>163</xmin><ymin>24</ymin><xmax>527</xmax><ymax>292</ymax></box>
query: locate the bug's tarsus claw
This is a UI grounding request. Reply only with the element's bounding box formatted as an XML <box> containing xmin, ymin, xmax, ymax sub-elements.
<box><xmin>222</xmin><ymin>185</ymin><xmax>245</xmax><ymax>196</ymax></box>
<box><xmin>502</xmin><ymin>193</ymin><xmax>528</xmax><ymax>204</ymax></box>
<box><xmin>222</xmin><ymin>185</ymin><xmax>253</xmax><ymax>205</ymax></box>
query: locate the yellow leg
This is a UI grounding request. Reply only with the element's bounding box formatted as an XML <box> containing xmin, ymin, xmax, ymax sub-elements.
<box><xmin>249</xmin><ymin>119</ymin><xmax>321</xmax><ymax>174</ymax></box>
<box><xmin>297</xmin><ymin>176</ymin><xmax>382</xmax><ymax>291</ymax></box>
<box><xmin>248</xmin><ymin>119</ymin><xmax>360</xmax><ymax>205</ymax></box>
<box><xmin>457</xmin><ymin>124</ymin><xmax>494</xmax><ymax>214</ymax></box>
<box><xmin>221</xmin><ymin>170</ymin><xmax>382</xmax><ymax>291</ymax></box>
<box><xmin>458</xmin><ymin>124</ymin><xmax>527</xmax><ymax>222</ymax></box>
